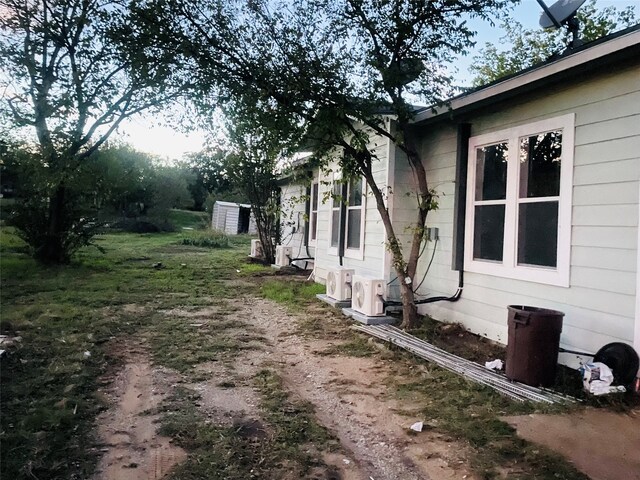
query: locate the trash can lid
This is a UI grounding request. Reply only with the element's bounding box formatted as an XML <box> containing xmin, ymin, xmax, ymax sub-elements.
<box><xmin>507</xmin><ymin>305</ymin><xmax>565</xmax><ymax>317</ymax></box>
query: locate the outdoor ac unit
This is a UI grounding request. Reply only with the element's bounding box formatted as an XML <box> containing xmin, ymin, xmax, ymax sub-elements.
<box><xmin>351</xmin><ymin>275</ymin><xmax>385</xmax><ymax>317</ymax></box>
<box><xmin>326</xmin><ymin>267</ymin><xmax>354</xmax><ymax>301</ymax></box>
<box><xmin>250</xmin><ymin>239</ymin><xmax>263</xmax><ymax>258</ymax></box>
<box><xmin>274</xmin><ymin>245</ymin><xmax>292</xmax><ymax>267</ymax></box>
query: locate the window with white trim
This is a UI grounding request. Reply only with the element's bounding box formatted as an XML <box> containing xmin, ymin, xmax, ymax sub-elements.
<box><xmin>464</xmin><ymin>114</ymin><xmax>574</xmax><ymax>286</ymax></box>
<box><xmin>328</xmin><ymin>176</ymin><xmax>366</xmax><ymax>257</ymax></box>
<box><xmin>346</xmin><ymin>177</ymin><xmax>364</xmax><ymax>250</ymax></box>
<box><xmin>310</xmin><ymin>182</ymin><xmax>318</xmax><ymax>243</ymax></box>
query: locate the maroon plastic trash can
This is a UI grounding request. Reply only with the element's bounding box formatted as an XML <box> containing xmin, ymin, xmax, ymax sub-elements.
<box><xmin>506</xmin><ymin>305</ymin><xmax>564</xmax><ymax>387</ymax></box>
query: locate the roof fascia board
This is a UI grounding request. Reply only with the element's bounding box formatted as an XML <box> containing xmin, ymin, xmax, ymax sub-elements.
<box><xmin>412</xmin><ymin>29</ymin><xmax>640</xmax><ymax>125</ymax></box>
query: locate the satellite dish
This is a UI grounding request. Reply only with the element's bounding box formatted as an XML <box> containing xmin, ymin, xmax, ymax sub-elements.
<box><xmin>537</xmin><ymin>0</ymin><xmax>586</xmax><ymax>49</ymax></box>
<box><xmin>539</xmin><ymin>0</ymin><xmax>586</xmax><ymax>28</ymax></box>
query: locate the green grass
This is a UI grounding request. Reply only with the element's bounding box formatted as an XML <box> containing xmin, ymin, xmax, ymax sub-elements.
<box><xmin>0</xmin><ymin>227</ymin><xmax>255</xmax><ymax>479</ymax></box>
<box><xmin>180</xmin><ymin>229</ymin><xmax>230</xmax><ymax>249</ymax></box>
<box><xmin>155</xmin><ymin>371</ymin><xmax>338</xmax><ymax>480</ymax></box>
<box><xmin>168</xmin><ymin>208</ymin><xmax>210</xmax><ymax>229</ymax></box>
<box><xmin>260</xmin><ymin>279</ymin><xmax>325</xmax><ymax>309</ymax></box>
<box><xmin>0</xmin><ymin>226</ymin><xmax>599</xmax><ymax>480</ymax></box>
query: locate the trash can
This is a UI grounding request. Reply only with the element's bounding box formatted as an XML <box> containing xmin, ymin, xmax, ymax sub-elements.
<box><xmin>506</xmin><ymin>305</ymin><xmax>564</xmax><ymax>387</ymax></box>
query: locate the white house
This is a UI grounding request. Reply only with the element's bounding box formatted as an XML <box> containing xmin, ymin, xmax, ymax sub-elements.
<box><xmin>279</xmin><ymin>25</ymin><xmax>640</xmax><ymax>367</ymax></box>
<box><xmin>211</xmin><ymin>201</ymin><xmax>257</xmax><ymax>235</ymax></box>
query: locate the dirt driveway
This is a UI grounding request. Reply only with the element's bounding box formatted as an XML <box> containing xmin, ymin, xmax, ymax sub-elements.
<box><xmin>92</xmin><ymin>295</ymin><xmax>477</xmax><ymax>480</ymax></box>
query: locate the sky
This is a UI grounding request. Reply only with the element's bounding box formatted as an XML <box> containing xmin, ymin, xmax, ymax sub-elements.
<box><xmin>119</xmin><ymin>0</ymin><xmax>639</xmax><ymax>162</ymax></box>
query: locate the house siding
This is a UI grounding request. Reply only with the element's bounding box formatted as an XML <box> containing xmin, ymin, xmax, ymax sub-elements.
<box><xmin>312</xmin><ymin>127</ymin><xmax>392</xmax><ymax>283</ymax></box>
<box><xmin>398</xmin><ymin>64</ymin><xmax>640</xmax><ymax>365</ymax></box>
<box><xmin>279</xmin><ymin>182</ymin><xmax>314</xmax><ymax>268</ymax></box>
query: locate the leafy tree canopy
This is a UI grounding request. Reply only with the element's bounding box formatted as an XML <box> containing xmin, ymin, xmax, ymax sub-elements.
<box><xmin>469</xmin><ymin>0</ymin><xmax>637</xmax><ymax>87</ymax></box>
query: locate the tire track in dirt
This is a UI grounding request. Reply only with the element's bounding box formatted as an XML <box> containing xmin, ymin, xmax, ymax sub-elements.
<box><xmin>220</xmin><ymin>296</ymin><xmax>477</xmax><ymax>480</ymax></box>
<box><xmin>92</xmin><ymin>342</ymin><xmax>186</xmax><ymax>480</ymax></box>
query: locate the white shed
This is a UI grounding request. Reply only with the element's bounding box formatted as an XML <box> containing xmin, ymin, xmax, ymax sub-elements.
<box><xmin>211</xmin><ymin>201</ymin><xmax>258</xmax><ymax>235</ymax></box>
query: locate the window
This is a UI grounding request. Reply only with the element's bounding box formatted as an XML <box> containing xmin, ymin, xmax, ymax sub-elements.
<box><xmin>310</xmin><ymin>182</ymin><xmax>318</xmax><ymax>243</ymax></box>
<box><xmin>328</xmin><ymin>175</ymin><xmax>366</xmax><ymax>258</ymax></box>
<box><xmin>464</xmin><ymin>114</ymin><xmax>574</xmax><ymax>286</ymax></box>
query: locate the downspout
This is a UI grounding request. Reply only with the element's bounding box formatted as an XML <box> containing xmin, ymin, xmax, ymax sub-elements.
<box><xmin>384</xmin><ymin>122</ymin><xmax>470</xmax><ymax>307</ymax></box>
<box><xmin>338</xmin><ymin>181</ymin><xmax>348</xmax><ymax>266</ymax></box>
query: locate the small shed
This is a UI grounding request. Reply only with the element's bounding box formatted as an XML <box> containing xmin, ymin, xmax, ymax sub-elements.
<box><xmin>211</xmin><ymin>201</ymin><xmax>258</xmax><ymax>235</ymax></box>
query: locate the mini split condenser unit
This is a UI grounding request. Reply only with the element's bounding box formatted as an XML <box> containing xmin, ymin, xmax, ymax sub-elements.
<box><xmin>326</xmin><ymin>268</ymin><xmax>354</xmax><ymax>302</ymax></box>
<box><xmin>351</xmin><ymin>275</ymin><xmax>385</xmax><ymax>317</ymax></box>
<box><xmin>274</xmin><ymin>245</ymin><xmax>292</xmax><ymax>267</ymax></box>
<box><xmin>250</xmin><ymin>239</ymin><xmax>263</xmax><ymax>258</ymax></box>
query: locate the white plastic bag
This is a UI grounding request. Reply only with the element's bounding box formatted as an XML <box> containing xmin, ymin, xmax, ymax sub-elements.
<box><xmin>581</xmin><ymin>362</ymin><xmax>618</xmax><ymax>395</ymax></box>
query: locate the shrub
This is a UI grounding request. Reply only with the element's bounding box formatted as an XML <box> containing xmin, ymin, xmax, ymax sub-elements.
<box><xmin>180</xmin><ymin>230</ymin><xmax>230</xmax><ymax>249</ymax></box>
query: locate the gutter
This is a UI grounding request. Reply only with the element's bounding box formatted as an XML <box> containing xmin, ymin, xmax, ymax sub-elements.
<box><xmin>413</xmin><ymin>26</ymin><xmax>640</xmax><ymax>125</ymax></box>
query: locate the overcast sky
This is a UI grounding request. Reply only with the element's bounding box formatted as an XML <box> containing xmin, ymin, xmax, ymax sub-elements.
<box><xmin>119</xmin><ymin>0</ymin><xmax>639</xmax><ymax>162</ymax></box>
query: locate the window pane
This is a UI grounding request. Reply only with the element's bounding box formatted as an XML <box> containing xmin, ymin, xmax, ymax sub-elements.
<box><xmin>348</xmin><ymin>178</ymin><xmax>363</xmax><ymax>206</ymax></box>
<box><xmin>311</xmin><ymin>183</ymin><xmax>318</xmax><ymax>210</ymax></box>
<box><xmin>331</xmin><ymin>210</ymin><xmax>340</xmax><ymax>247</ymax></box>
<box><xmin>332</xmin><ymin>182</ymin><xmax>342</xmax><ymax>208</ymax></box>
<box><xmin>346</xmin><ymin>210</ymin><xmax>361</xmax><ymax>249</ymax></box>
<box><xmin>519</xmin><ymin>130</ymin><xmax>562</xmax><ymax>198</ymax></box>
<box><xmin>475</xmin><ymin>143</ymin><xmax>508</xmax><ymax>201</ymax></box>
<box><xmin>473</xmin><ymin>205</ymin><xmax>505</xmax><ymax>261</ymax></box>
<box><xmin>310</xmin><ymin>212</ymin><xmax>317</xmax><ymax>240</ymax></box>
<box><xmin>518</xmin><ymin>202</ymin><xmax>558</xmax><ymax>267</ymax></box>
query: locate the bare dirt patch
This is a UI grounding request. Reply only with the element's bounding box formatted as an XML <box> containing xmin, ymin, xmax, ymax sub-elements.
<box><xmin>216</xmin><ymin>296</ymin><xmax>478</xmax><ymax>480</ymax></box>
<box><xmin>92</xmin><ymin>341</ymin><xmax>186</xmax><ymax>480</ymax></box>
<box><xmin>504</xmin><ymin>408</ymin><xmax>640</xmax><ymax>480</ymax></box>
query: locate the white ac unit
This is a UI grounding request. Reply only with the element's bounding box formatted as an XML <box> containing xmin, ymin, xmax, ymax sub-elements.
<box><xmin>250</xmin><ymin>239</ymin><xmax>263</xmax><ymax>258</ymax></box>
<box><xmin>326</xmin><ymin>267</ymin><xmax>354</xmax><ymax>301</ymax></box>
<box><xmin>351</xmin><ymin>275</ymin><xmax>385</xmax><ymax>317</ymax></box>
<box><xmin>274</xmin><ymin>245</ymin><xmax>292</xmax><ymax>267</ymax></box>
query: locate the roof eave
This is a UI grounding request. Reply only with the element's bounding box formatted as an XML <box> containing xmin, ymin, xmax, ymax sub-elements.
<box><xmin>412</xmin><ymin>27</ymin><xmax>640</xmax><ymax>125</ymax></box>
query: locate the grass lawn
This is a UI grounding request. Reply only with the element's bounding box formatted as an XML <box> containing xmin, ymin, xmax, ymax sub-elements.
<box><xmin>1</xmin><ymin>225</ymin><xmax>601</xmax><ymax>480</ymax></box>
<box><xmin>0</xmin><ymin>226</ymin><xmax>268</xmax><ymax>479</ymax></box>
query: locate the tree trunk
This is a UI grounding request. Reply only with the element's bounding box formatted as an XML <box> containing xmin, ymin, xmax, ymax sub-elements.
<box><xmin>37</xmin><ymin>184</ymin><xmax>69</xmax><ymax>264</ymax></box>
<box><xmin>254</xmin><ymin>208</ymin><xmax>276</xmax><ymax>264</ymax></box>
<box><xmin>363</xmin><ymin>165</ymin><xmax>421</xmax><ymax>329</ymax></box>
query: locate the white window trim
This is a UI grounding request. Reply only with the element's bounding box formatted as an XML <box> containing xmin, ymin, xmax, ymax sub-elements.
<box><xmin>328</xmin><ymin>172</ymin><xmax>341</xmax><ymax>257</ymax></box>
<box><xmin>464</xmin><ymin>113</ymin><xmax>575</xmax><ymax>287</ymax></box>
<box><xmin>327</xmin><ymin>173</ymin><xmax>366</xmax><ymax>260</ymax></box>
<box><xmin>309</xmin><ymin>179</ymin><xmax>319</xmax><ymax>246</ymax></box>
<box><xmin>344</xmin><ymin>178</ymin><xmax>366</xmax><ymax>260</ymax></box>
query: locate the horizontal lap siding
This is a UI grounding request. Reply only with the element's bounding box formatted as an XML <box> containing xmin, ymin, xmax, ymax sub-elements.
<box><xmin>280</xmin><ymin>183</ymin><xmax>313</xmax><ymax>266</ymax></box>
<box><xmin>313</xmin><ymin>133</ymin><xmax>391</xmax><ymax>283</ymax></box>
<box><xmin>397</xmin><ymin>64</ymin><xmax>640</xmax><ymax>364</ymax></box>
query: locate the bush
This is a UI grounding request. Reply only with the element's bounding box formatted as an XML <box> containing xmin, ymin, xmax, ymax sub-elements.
<box><xmin>109</xmin><ymin>217</ymin><xmax>176</xmax><ymax>233</ymax></box>
<box><xmin>180</xmin><ymin>230</ymin><xmax>230</xmax><ymax>249</ymax></box>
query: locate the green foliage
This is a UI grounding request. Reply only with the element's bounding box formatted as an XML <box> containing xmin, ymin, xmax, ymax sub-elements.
<box><xmin>181</xmin><ymin>148</ymin><xmax>248</xmax><ymax>210</ymax></box>
<box><xmin>168</xmin><ymin>208</ymin><xmax>210</xmax><ymax>229</ymax></box>
<box><xmin>0</xmin><ymin>0</ymin><xmax>183</xmax><ymax>264</ymax></box>
<box><xmin>180</xmin><ymin>230</ymin><xmax>230</xmax><ymax>249</ymax></box>
<box><xmin>0</xmin><ymin>226</ymin><xmax>260</xmax><ymax>479</ymax></box>
<box><xmin>469</xmin><ymin>0</ymin><xmax>637</xmax><ymax>86</ymax></box>
<box><xmin>260</xmin><ymin>280</ymin><xmax>325</xmax><ymax>309</ymax></box>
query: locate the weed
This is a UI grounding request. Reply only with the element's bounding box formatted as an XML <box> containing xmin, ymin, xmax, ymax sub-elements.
<box><xmin>180</xmin><ymin>230</ymin><xmax>230</xmax><ymax>249</ymax></box>
<box><xmin>168</xmin><ymin>209</ymin><xmax>210</xmax><ymax>230</ymax></box>
<box><xmin>320</xmin><ymin>336</ymin><xmax>378</xmax><ymax>357</ymax></box>
<box><xmin>260</xmin><ymin>280</ymin><xmax>325</xmax><ymax>310</ymax></box>
<box><xmin>0</xmin><ymin>226</ymin><xmax>255</xmax><ymax>479</ymax></box>
<box><xmin>387</xmin><ymin>354</ymin><xmax>586</xmax><ymax>479</ymax></box>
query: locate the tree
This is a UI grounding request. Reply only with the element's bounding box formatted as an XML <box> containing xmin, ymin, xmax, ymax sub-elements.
<box><xmin>0</xmin><ymin>0</ymin><xmax>184</xmax><ymax>263</ymax></box>
<box><xmin>469</xmin><ymin>0</ymin><xmax>636</xmax><ymax>86</ymax></box>
<box><xmin>223</xmin><ymin>102</ymin><xmax>295</xmax><ymax>265</ymax></box>
<box><xmin>181</xmin><ymin>148</ymin><xmax>244</xmax><ymax>211</ymax></box>
<box><xmin>154</xmin><ymin>0</ymin><xmax>510</xmax><ymax>328</ymax></box>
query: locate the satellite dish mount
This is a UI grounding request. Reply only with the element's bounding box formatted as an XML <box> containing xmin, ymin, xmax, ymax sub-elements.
<box><xmin>537</xmin><ymin>0</ymin><xmax>586</xmax><ymax>50</ymax></box>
